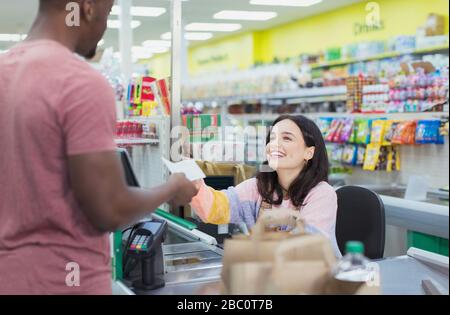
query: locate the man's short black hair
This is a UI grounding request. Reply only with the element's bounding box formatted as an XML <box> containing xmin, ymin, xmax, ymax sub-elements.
<box><xmin>39</xmin><ymin>0</ymin><xmax>74</xmax><ymax>11</ymax></box>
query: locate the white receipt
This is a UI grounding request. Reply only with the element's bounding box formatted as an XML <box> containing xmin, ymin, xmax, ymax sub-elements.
<box><xmin>162</xmin><ymin>158</ymin><xmax>206</xmax><ymax>181</ymax></box>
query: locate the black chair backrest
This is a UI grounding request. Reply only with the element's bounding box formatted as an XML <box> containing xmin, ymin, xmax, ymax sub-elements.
<box><xmin>204</xmin><ymin>176</ymin><xmax>235</xmax><ymax>191</ymax></box>
<box><xmin>335</xmin><ymin>186</ymin><xmax>385</xmax><ymax>259</ymax></box>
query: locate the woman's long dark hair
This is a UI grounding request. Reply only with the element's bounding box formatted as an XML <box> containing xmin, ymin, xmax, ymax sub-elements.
<box><xmin>256</xmin><ymin>115</ymin><xmax>329</xmax><ymax>208</ymax></box>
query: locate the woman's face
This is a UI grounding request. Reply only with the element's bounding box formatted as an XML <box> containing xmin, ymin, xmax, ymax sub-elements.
<box><xmin>266</xmin><ymin>119</ymin><xmax>315</xmax><ymax>171</ymax></box>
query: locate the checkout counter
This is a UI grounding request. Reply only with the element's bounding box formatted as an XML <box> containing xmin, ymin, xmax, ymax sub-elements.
<box><xmin>112</xmin><ymin>213</ymin><xmax>449</xmax><ymax>295</ymax></box>
<box><xmin>114</xmin><ymin>149</ymin><xmax>449</xmax><ymax>295</ymax></box>
<box><xmin>372</xmin><ymin>186</ymin><xmax>449</xmax><ymax>239</ymax></box>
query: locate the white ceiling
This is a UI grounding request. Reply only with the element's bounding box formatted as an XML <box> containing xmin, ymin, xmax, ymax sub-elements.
<box><xmin>0</xmin><ymin>0</ymin><xmax>364</xmax><ymax>52</ymax></box>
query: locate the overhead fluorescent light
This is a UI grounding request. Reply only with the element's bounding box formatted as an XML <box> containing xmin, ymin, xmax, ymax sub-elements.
<box><xmin>185</xmin><ymin>32</ymin><xmax>214</xmax><ymax>41</ymax></box>
<box><xmin>111</xmin><ymin>5</ymin><xmax>166</xmax><ymax>17</ymax></box>
<box><xmin>250</xmin><ymin>0</ymin><xmax>323</xmax><ymax>7</ymax></box>
<box><xmin>213</xmin><ymin>10</ymin><xmax>277</xmax><ymax>21</ymax></box>
<box><xmin>142</xmin><ymin>40</ymin><xmax>171</xmax><ymax>48</ymax></box>
<box><xmin>136</xmin><ymin>44</ymin><xmax>169</xmax><ymax>54</ymax></box>
<box><xmin>161</xmin><ymin>32</ymin><xmax>213</xmax><ymax>41</ymax></box>
<box><xmin>160</xmin><ymin>32</ymin><xmax>172</xmax><ymax>40</ymax></box>
<box><xmin>185</xmin><ymin>23</ymin><xmax>242</xmax><ymax>32</ymax></box>
<box><xmin>107</xmin><ymin>20</ymin><xmax>141</xmax><ymax>29</ymax></box>
<box><xmin>132</xmin><ymin>46</ymin><xmax>155</xmax><ymax>57</ymax></box>
<box><xmin>0</xmin><ymin>34</ymin><xmax>27</xmax><ymax>42</ymax></box>
<box><xmin>133</xmin><ymin>52</ymin><xmax>154</xmax><ymax>61</ymax></box>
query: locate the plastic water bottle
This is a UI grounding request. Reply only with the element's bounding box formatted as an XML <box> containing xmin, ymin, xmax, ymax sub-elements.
<box><xmin>333</xmin><ymin>241</ymin><xmax>374</xmax><ymax>283</ymax></box>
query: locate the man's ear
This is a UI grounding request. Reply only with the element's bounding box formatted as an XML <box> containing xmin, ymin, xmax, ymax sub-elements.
<box><xmin>80</xmin><ymin>0</ymin><xmax>96</xmax><ymax>22</ymax></box>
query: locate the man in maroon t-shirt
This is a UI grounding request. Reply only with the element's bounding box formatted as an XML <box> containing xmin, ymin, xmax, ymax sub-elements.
<box><xmin>0</xmin><ymin>0</ymin><xmax>198</xmax><ymax>294</ymax></box>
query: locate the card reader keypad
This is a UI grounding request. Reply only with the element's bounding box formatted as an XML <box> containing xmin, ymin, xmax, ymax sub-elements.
<box><xmin>130</xmin><ymin>235</ymin><xmax>150</xmax><ymax>251</ymax></box>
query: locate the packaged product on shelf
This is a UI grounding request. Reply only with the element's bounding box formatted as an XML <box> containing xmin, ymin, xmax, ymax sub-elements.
<box><xmin>141</xmin><ymin>101</ymin><xmax>158</xmax><ymax>117</ymax></box>
<box><xmin>389</xmin><ymin>35</ymin><xmax>416</xmax><ymax>52</ymax></box>
<box><xmin>415</xmin><ymin>120</ymin><xmax>440</xmax><ymax>144</ymax></box>
<box><xmin>338</xmin><ymin>118</ymin><xmax>354</xmax><ymax>143</ymax></box>
<box><xmin>133</xmin><ymin>78</ymin><xmax>142</xmax><ymax>105</ymax></box>
<box><xmin>183</xmin><ymin>114</ymin><xmax>221</xmax><ymax>144</ymax></box>
<box><xmin>316</xmin><ymin>117</ymin><xmax>333</xmax><ymax>137</ymax></box>
<box><xmin>327</xmin><ymin>144</ymin><xmax>344</xmax><ymax>163</ymax></box>
<box><xmin>388</xmin><ymin>146</ymin><xmax>401</xmax><ymax>172</ymax></box>
<box><xmin>438</xmin><ymin>119</ymin><xmax>449</xmax><ymax>144</ymax></box>
<box><xmin>115</xmin><ymin>121</ymin><xmax>145</xmax><ymax>139</ymax></box>
<box><xmin>342</xmin><ymin>145</ymin><xmax>357</xmax><ymax>165</ymax></box>
<box><xmin>325</xmin><ymin>119</ymin><xmax>341</xmax><ymax>142</ymax></box>
<box><xmin>362</xmin><ymin>84</ymin><xmax>390</xmax><ymax>113</ymax></box>
<box><xmin>363</xmin><ymin>144</ymin><xmax>381</xmax><ymax>171</ymax></box>
<box><xmin>356</xmin><ymin>145</ymin><xmax>366</xmax><ymax>166</ymax></box>
<box><xmin>125</xmin><ymin>76</ymin><xmax>171</xmax><ymax>117</ymax></box>
<box><xmin>354</xmin><ymin>119</ymin><xmax>372</xmax><ymax>144</ymax></box>
<box><xmin>156</xmin><ymin>78</ymin><xmax>171</xmax><ymax>116</ymax></box>
<box><xmin>348</xmin><ymin>122</ymin><xmax>357</xmax><ymax>144</ymax></box>
<box><xmin>383</xmin><ymin>121</ymin><xmax>399</xmax><ymax>145</ymax></box>
<box><xmin>370</xmin><ymin>119</ymin><xmax>387</xmax><ymax>144</ymax></box>
<box><xmin>346</xmin><ymin>75</ymin><xmax>378</xmax><ymax>113</ymax></box>
<box><xmin>391</xmin><ymin>121</ymin><xmax>417</xmax><ymax>144</ymax></box>
<box><xmin>140</xmin><ymin>77</ymin><xmax>156</xmax><ymax>102</ymax></box>
<box><xmin>375</xmin><ymin>146</ymin><xmax>389</xmax><ymax>171</ymax></box>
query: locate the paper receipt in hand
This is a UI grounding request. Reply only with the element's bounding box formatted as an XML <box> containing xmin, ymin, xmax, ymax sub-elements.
<box><xmin>162</xmin><ymin>158</ymin><xmax>206</xmax><ymax>181</ymax></box>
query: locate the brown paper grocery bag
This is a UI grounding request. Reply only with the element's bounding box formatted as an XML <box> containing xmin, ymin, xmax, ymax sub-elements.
<box><xmin>229</xmin><ymin>262</ymin><xmax>273</xmax><ymax>295</ymax></box>
<box><xmin>323</xmin><ymin>278</ymin><xmax>380</xmax><ymax>295</ymax></box>
<box><xmin>269</xmin><ymin>234</ymin><xmax>337</xmax><ymax>294</ymax></box>
<box><xmin>222</xmin><ymin>209</ymin><xmax>380</xmax><ymax>295</ymax></box>
<box><xmin>221</xmin><ymin>214</ymin><xmax>308</xmax><ymax>294</ymax></box>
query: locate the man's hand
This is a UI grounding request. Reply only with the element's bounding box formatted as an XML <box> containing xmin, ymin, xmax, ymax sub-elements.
<box><xmin>68</xmin><ymin>152</ymin><xmax>199</xmax><ymax>232</ymax></box>
<box><xmin>167</xmin><ymin>173</ymin><xmax>199</xmax><ymax>207</ymax></box>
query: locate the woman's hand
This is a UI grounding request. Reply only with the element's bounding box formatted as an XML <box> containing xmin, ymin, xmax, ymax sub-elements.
<box><xmin>192</xmin><ymin>179</ymin><xmax>204</xmax><ymax>191</ymax></box>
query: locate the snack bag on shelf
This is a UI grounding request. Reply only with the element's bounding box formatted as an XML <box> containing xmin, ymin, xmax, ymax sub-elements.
<box><xmin>157</xmin><ymin>78</ymin><xmax>171</xmax><ymax>116</ymax></box>
<box><xmin>127</xmin><ymin>81</ymin><xmax>135</xmax><ymax>105</ymax></box>
<box><xmin>133</xmin><ymin>77</ymin><xmax>142</xmax><ymax>105</ymax></box>
<box><xmin>342</xmin><ymin>145</ymin><xmax>357</xmax><ymax>165</ymax></box>
<box><xmin>331</xmin><ymin>119</ymin><xmax>345</xmax><ymax>143</ymax></box>
<box><xmin>339</xmin><ymin>118</ymin><xmax>354</xmax><ymax>143</ymax></box>
<box><xmin>356</xmin><ymin>145</ymin><xmax>366</xmax><ymax>166</ymax></box>
<box><xmin>329</xmin><ymin>144</ymin><xmax>344</xmax><ymax>163</ymax></box>
<box><xmin>355</xmin><ymin>119</ymin><xmax>372</xmax><ymax>144</ymax></box>
<box><xmin>382</xmin><ymin>120</ymin><xmax>395</xmax><ymax>145</ymax></box>
<box><xmin>140</xmin><ymin>77</ymin><xmax>156</xmax><ymax>102</ymax></box>
<box><xmin>392</xmin><ymin>121</ymin><xmax>417</xmax><ymax>144</ymax></box>
<box><xmin>370</xmin><ymin>119</ymin><xmax>386</xmax><ymax>144</ymax></box>
<box><xmin>375</xmin><ymin>146</ymin><xmax>389</xmax><ymax>171</ymax></box>
<box><xmin>316</xmin><ymin>117</ymin><xmax>333</xmax><ymax>137</ymax></box>
<box><xmin>363</xmin><ymin>144</ymin><xmax>381</xmax><ymax>171</ymax></box>
<box><xmin>437</xmin><ymin>119</ymin><xmax>449</xmax><ymax>145</ymax></box>
<box><xmin>383</xmin><ymin>146</ymin><xmax>401</xmax><ymax>172</ymax></box>
<box><xmin>416</xmin><ymin>120</ymin><xmax>440</xmax><ymax>144</ymax></box>
<box><xmin>325</xmin><ymin>119</ymin><xmax>340</xmax><ymax>142</ymax></box>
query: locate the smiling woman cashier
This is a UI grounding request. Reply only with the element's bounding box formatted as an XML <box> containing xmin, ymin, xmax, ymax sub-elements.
<box><xmin>191</xmin><ymin>115</ymin><xmax>340</xmax><ymax>255</ymax></box>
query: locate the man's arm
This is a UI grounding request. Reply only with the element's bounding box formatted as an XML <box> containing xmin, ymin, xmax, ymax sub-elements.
<box><xmin>68</xmin><ymin>151</ymin><xmax>198</xmax><ymax>232</ymax></box>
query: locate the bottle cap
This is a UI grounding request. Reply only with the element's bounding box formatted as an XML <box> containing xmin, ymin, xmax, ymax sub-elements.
<box><xmin>346</xmin><ymin>241</ymin><xmax>364</xmax><ymax>254</ymax></box>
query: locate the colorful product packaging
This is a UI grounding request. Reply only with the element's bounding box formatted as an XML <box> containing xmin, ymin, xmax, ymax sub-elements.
<box><xmin>363</xmin><ymin>143</ymin><xmax>381</xmax><ymax>171</ymax></box>
<box><xmin>370</xmin><ymin>119</ymin><xmax>387</xmax><ymax>144</ymax></box>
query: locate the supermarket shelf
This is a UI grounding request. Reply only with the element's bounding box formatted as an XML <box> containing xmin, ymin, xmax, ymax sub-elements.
<box><xmin>310</xmin><ymin>45</ymin><xmax>449</xmax><ymax>69</ymax></box>
<box><xmin>228</xmin><ymin>111</ymin><xmax>449</xmax><ymax>122</ymax></box>
<box><xmin>115</xmin><ymin>138</ymin><xmax>160</xmax><ymax>145</ymax></box>
<box><xmin>183</xmin><ymin>86</ymin><xmax>347</xmax><ymax>104</ymax></box>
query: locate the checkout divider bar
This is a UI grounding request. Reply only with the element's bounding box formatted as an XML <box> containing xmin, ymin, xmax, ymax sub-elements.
<box><xmin>153</xmin><ymin>209</ymin><xmax>218</xmax><ymax>246</ymax></box>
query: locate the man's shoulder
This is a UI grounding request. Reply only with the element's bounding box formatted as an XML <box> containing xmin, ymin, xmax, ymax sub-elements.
<box><xmin>11</xmin><ymin>40</ymin><xmax>105</xmax><ymax>83</ymax></box>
